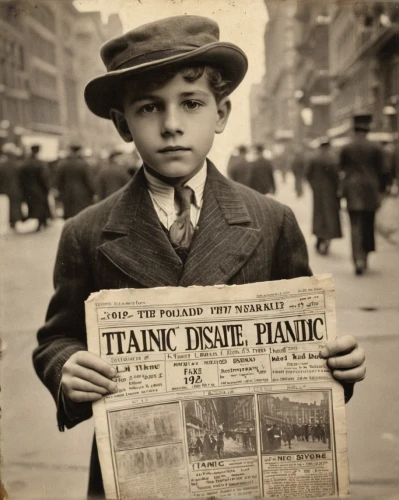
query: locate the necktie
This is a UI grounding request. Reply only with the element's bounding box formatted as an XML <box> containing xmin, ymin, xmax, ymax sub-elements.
<box><xmin>169</xmin><ymin>186</ymin><xmax>195</xmax><ymax>250</ymax></box>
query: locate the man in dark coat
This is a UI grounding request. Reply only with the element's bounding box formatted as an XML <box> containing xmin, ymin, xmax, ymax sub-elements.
<box><xmin>306</xmin><ymin>138</ymin><xmax>342</xmax><ymax>255</ymax></box>
<box><xmin>247</xmin><ymin>144</ymin><xmax>276</xmax><ymax>195</ymax></box>
<box><xmin>56</xmin><ymin>144</ymin><xmax>94</xmax><ymax>219</ymax></box>
<box><xmin>95</xmin><ymin>150</ymin><xmax>132</xmax><ymax>201</ymax></box>
<box><xmin>19</xmin><ymin>144</ymin><xmax>51</xmax><ymax>231</ymax></box>
<box><xmin>227</xmin><ymin>145</ymin><xmax>251</xmax><ymax>187</ymax></box>
<box><xmin>339</xmin><ymin>115</ymin><xmax>386</xmax><ymax>275</ymax></box>
<box><xmin>0</xmin><ymin>143</ymin><xmax>23</xmax><ymax>229</ymax></box>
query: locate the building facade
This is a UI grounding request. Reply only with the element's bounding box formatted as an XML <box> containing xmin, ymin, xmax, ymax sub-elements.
<box><xmin>253</xmin><ymin>1</ymin><xmax>399</xmax><ymax>150</ymax></box>
<box><xmin>329</xmin><ymin>1</ymin><xmax>399</xmax><ymax>144</ymax></box>
<box><xmin>259</xmin><ymin>393</ymin><xmax>329</xmax><ymax>425</ymax></box>
<box><xmin>261</xmin><ymin>0</ymin><xmax>298</xmax><ymax>160</ymax></box>
<box><xmin>0</xmin><ymin>1</ymin><xmax>122</xmax><ymax>157</ymax></box>
<box><xmin>293</xmin><ymin>0</ymin><xmax>332</xmax><ymax>147</ymax></box>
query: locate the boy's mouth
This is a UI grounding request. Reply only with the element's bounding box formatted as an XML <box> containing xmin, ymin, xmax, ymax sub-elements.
<box><xmin>158</xmin><ymin>146</ymin><xmax>190</xmax><ymax>153</ymax></box>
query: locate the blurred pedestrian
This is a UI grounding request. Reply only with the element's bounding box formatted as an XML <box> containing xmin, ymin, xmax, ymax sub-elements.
<box><xmin>339</xmin><ymin>115</ymin><xmax>386</xmax><ymax>275</ymax></box>
<box><xmin>56</xmin><ymin>143</ymin><xmax>95</xmax><ymax>219</ymax></box>
<box><xmin>19</xmin><ymin>144</ymin><xmax>51</xmax><ymax>231</ymax></box>
<box><xmin>227</xmin><ymin>145</ymin><xmax>251</xmax><ymax>186</ymax></box>
<box><xmin>96</xmin><ymin>150</ymin><xmax>132</xmax><ymax>201</ymax></box>
<box><xmin>306</xmin><ymin>138</ymin><xmax>342</xmax><ymax>255</ymax></box>
<box><xmin>381</xmin><ymin>140</ymin><xmax>395</xmax><ymax>192</ymax></box>
<box><xmin>391</xmin><ymin>139</ymin><xmax>399</xmax><ymax>192</ymax></box>
<box><xmin>291</xmin><ymin>143</ymin><xmax>307</xmax><ymax>197</ymax></box>
<box><xmin>247</xmin><ymin>144</ymin><xmax>276</xmax><ymax>195</ymax></box>
<box><xmin>0</xmin><ymin>143</ymin><xmax>23</xmax><ymax>229</ymax></box>
<box><xmin>217</xmin><ymin>430</ymin><xmax>224</xmax><ymax>458</ymax></box>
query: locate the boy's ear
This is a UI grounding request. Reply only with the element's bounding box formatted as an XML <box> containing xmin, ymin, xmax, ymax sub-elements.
<box><xmin>110</xmin><ymin>108</ymin><xmax>133</xmax><ymax>143</ymax></box>
<box><xmin>215</xmin><ymin>98</ymin><xmax>231</xmax><ymax>134</ymax></box>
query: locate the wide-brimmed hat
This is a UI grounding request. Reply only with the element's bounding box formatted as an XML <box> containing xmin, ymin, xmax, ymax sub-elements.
<box><xmin>84</xmin><ymin>15</ymin><xmax>248</xmax><ymax>119</ymax></box>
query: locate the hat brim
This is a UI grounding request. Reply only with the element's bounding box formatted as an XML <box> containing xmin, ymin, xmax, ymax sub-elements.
<box><xmin>84</xmin><ymin>42</ymin><xmax>248</xmax><ymax>119</ymax></box>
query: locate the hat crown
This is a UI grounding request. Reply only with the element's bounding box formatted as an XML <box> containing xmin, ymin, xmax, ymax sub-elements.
<box><xmin>101</xmin><ymin>15</ymin><xmax>220</xmax><ymax>72</ymax></box>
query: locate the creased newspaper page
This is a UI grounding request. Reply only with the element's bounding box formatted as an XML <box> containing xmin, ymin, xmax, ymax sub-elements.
<box><xmin>85</xmin><ymin>274</ymin><xmax>349</xmax><ymax>500</ymax></box>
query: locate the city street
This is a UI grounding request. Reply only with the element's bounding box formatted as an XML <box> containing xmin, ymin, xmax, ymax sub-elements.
<box><xmin>277</xmin><ymin>439</ymin><xmax>330</xmax><ymax>452</ymax></box>
<box><xmin>1</xmin><ymin>173</ymin><xmax>399</xmax><ymax>500</ymax></box>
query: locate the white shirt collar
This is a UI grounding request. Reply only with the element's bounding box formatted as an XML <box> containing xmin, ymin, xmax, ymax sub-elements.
<box><xmin>144</xmin><ymin>162</ymin><xmax>207</xmax><ymax>213</ymax></box>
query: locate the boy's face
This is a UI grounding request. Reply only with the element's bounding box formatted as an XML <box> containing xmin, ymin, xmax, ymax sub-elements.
<box><xmin>113</xmin><ymin>72</ymin><xmax>230</xmax><ymax>182</ymax></box>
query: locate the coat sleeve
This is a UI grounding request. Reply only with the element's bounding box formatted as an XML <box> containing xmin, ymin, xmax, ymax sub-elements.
<box><xmin>270</xmin><ymin>205</ymin><xmax>312</xmax><ymax>280</ymax></box>
<box><xmin>33</xmin><ymin>218</ymin><xmax>94</xmax><ymax>430</ymax></box>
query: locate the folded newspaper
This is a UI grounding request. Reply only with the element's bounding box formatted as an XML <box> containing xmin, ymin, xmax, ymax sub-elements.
<box><xmin>85</xmin><ymin>274</ymin><xmax>349</xmax><ymax>499</ymax></box>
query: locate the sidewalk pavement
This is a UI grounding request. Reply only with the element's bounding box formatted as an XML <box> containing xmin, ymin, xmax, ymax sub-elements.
<box><xmin>1</xmin><ymin>220</ymin><xmax>93</xmax><ymax>500</ymax></box>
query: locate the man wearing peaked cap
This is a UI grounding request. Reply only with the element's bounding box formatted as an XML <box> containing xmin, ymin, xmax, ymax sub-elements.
<box><xmin>34</xmin><ymin>14</ymin><xmax>367</xmax><ymax>499</ymax></box>
<box><xmin>339</xmin><ymin>113</ymin><xmax>386</xmax><ymax>274</ymax></box>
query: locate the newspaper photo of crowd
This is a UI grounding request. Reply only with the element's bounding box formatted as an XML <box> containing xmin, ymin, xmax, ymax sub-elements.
<box><xmin>109</xmin><ymin>403</ymin><xmax>182</xmax><ymax>452</ymax></box>
<box><xmin>258</xmin><ymin>392</ymin><xmax>332</xmax><ymax>453</ymax></box>
<box><xmin>184</xmin><ymin>396</ymin><xmax>258</xmax><ymax>463</ymax></box>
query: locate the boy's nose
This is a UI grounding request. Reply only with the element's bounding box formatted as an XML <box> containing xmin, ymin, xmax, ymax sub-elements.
<box><xmin>161</xmin><ymin>107</ymin><xmax>183</xmax><ymax>136</ymax></box>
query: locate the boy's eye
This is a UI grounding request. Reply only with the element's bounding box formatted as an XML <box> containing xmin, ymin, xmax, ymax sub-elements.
<box><xmin>183</xmin><ymin>100</ymin><xmax>202</xmax><ymax>110</ymax></box>
<box><xmin>139</xmin><ymin>104</ymin><xmax>158</xmax><ymax>114</ymax></box>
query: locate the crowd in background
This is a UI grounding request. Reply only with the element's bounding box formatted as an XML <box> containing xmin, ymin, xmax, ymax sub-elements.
<box><xmin>227</xmin><ymin>117</ymin><xmax>399</xmax><ymax>276</ymax></box>
<box><xmin>1</xmin><ymin>121</ymin><xmax>399</xmax><ymax>277</ymax></box>
<box><xmin>0</xmin><ymin>142</ymin><xmax>141</xmax><ymax>232</ymax></box>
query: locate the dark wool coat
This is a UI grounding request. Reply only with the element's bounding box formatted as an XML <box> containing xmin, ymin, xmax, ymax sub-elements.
<box><xmin>34</xmin><ymin>161</ymin><xmax>353</xmax><ymax>497</ymax></box>
<box><xmin>227</xmin><ymin>153</ymin><xmax>251</xmax><ymax>187</ymax></box>
<box><xmin>306</xmin><ymin>149</ymin><xmax>342</xmax><ymax>240</ymax></box>
<box><xmin>0</xmin><ymin>158</ymin><xmax>23</xmax><ymax>224</ymax></box>
<box><xmin>247</xmin><ymin>157</ymin><xmax>276</xmax><ymax>195</ymax></box>
<box><xmin>19</xmin><ymin>157</ymin><xmax>51</xmax><ymax>221</ymax></box>
<box><xmin>56</xmin><ymin>155</ymin><xmax>94</xmax><ymax>219</ymax></box>
<box><xmin>339</xmin><ymin>135</ymin><xmax>385</xmax><ymax>211</ymax></box>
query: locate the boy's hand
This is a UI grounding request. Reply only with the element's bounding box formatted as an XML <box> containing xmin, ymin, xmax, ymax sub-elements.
<box><xmin>61</xmin><ymin>351</ymin><xmax>118</xmax><ymax>403</ymax></box>
<box><xmin>320</xmin><ymin>335</ymin><xmax>366</xmax><ymax>383</ymax></box>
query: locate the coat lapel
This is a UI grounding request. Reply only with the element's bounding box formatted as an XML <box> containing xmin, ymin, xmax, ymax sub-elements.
<box><xmin>99</xmin><ymin>168</ymin><xmax>183</xmax><ymax>287</ymax></box>
<box><xmin>179</xmin><ymin>161</ymin><xmax>262</xmax><ymax>286</ymax></box>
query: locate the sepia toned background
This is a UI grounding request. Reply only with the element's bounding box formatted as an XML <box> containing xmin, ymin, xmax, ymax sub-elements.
<box><xmin>1</xmin><ymin>1</ymin><xmax>399</xmax><ymax>499</ymax></box>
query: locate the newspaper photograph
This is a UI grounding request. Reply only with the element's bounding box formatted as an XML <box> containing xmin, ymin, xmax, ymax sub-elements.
<box><xmin>85</xmin><ymin>274</ymin><xmax>349</xmax><ymax>500</ymax></box>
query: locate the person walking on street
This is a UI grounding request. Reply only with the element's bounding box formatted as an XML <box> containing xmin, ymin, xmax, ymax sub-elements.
<box><xmin>19</xmin><ymin>144</ymin><xmax>51</xmax><ymax>231</ymax></box>
<box><xmin>96</xmin><ymin>150</ymin><xmax>132</xmax><ymax>201</ymax></box>
<box><xmin>247</xmin><ymin>144</ymin><xmax>276</xmax><ymax>195</ymax></box>
<box><xmin>339</xmin><ymin>115</ymin><xmax>386</xmax><ymax>275</ymax></box>
<box><xmin>227</xmin><ymin>145</ymin><xmax>251</xmax><ymax>187</ymax></box>
<box><xmin>291</xmin><ymin>143</ymin><xmax>307</xmax><ymax>197</ymax></box>
<box><xmin>0</xmin><ymin>143</ymin><xmax>23</xmax><ymax>229</ymax></box>
<box><xmin>56</xmin><ymin>143</ymin><xmax>95</xmax><ymax>219</ymax></box>
<box><xmin>306</xmin><ymin>138</ymin><xmax>342</xmax><ymax>255</ymax></box>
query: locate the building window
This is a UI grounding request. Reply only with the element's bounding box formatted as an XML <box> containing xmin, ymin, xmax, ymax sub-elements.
<box><xmin>63</xmin><ymin>47</ymin><xmax>74</xmax><ymax>75</ymax></box>
<box><xmin>0</xmin><ymin>4</ymin><xmax>20</xmax><ymax>27</ymax></box>
<box><xmin>32</xmin><ymin>95</ymin><xmax>60</xmax><ymax>126</ymax></box>
<box><xmin>30</xmin><ymin>4</ymin><xmax>56</xmax><ymax>33</ymax></box>
<box><xmin>29</xmin><ymin>29</ymin><xmax>56</xmax><ymax>66</ymax></box>
<box><xmin>32</xmin><ymin>69</ymin><xmax>57</xmax><ymax>93</ymax></box>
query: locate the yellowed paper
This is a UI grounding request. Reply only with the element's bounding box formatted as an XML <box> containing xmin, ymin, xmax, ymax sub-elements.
<box><xmin>85</xmin><ymin>274</ymin><xmax>349</xmax><ymax>499</ymax></box>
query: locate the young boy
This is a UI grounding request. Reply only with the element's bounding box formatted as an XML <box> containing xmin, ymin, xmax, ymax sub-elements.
<box><xmin>33</xmin><ymin>16</ymin><xmax>366</xmax><ymax>498</ymax></box>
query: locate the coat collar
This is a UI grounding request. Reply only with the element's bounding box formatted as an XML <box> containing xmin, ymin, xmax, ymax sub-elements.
<box><xmin>99</xmin><ymin>160</ymin><xmax>261</xmax><ymax>287</ymax></box>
